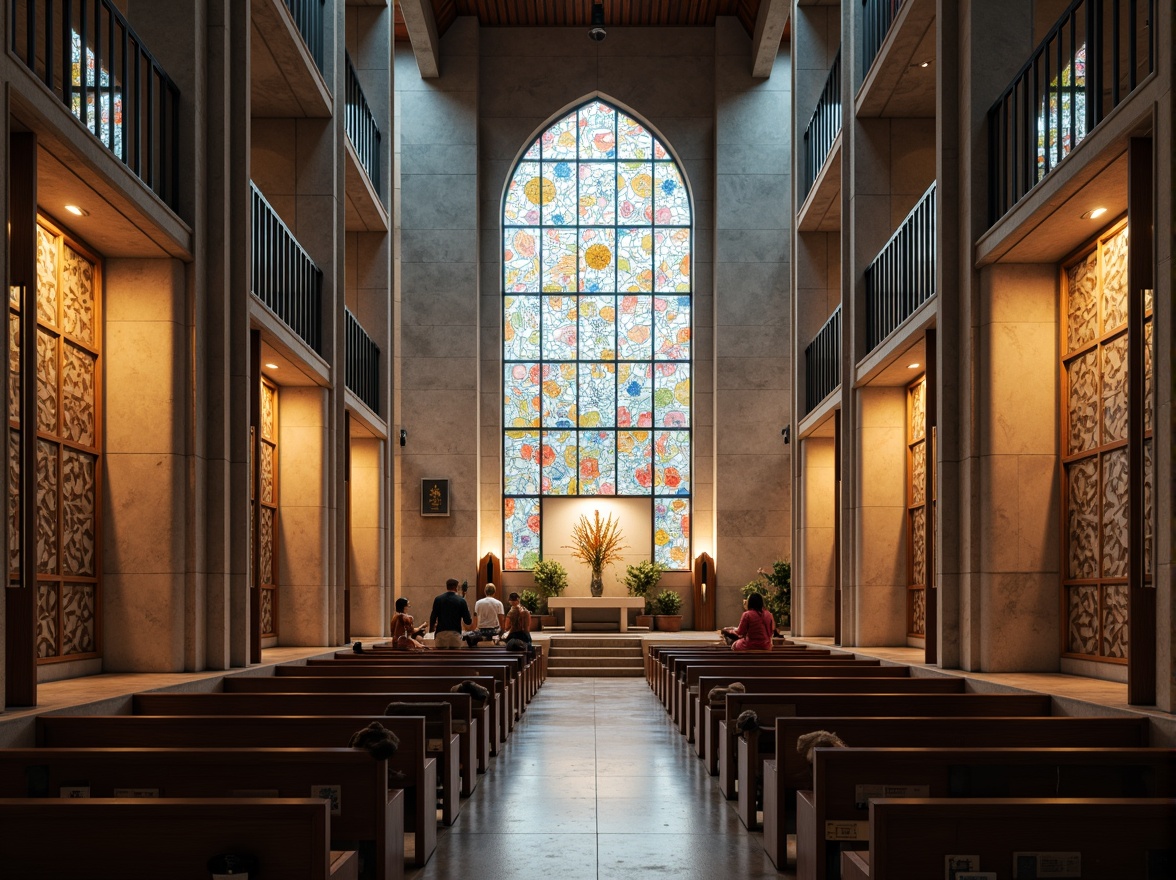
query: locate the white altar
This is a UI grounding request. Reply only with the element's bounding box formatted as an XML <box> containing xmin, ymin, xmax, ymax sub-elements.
<box><xmin>546</xmin><ymin>596</ymin><xmax>646</xmax><ymax>633</ymax></box>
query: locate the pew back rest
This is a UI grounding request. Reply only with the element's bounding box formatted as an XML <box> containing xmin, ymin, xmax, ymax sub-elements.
<box><xmin>725</xmin><ymin>692</ymin><xmax>1053</xmax><ymax>726</ymax></box>
<box><xmin>687</xmin><ymin>663</ymin><xmax>899</xmax><ymax>691</ymax></box>
<box><xmin>222</xmin><ymin>675</ymin><xmax>499</xmax><ymax>703</ymax></box>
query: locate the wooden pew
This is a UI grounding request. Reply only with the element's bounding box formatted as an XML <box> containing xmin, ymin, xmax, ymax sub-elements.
<box><xmin>715</xmin><ymin>691</ymin><xmax>1052</xmax><ymax>809</ymax></box>
<box><xmin>658</xmin><ymin>649</ymin><xmax>842</xmax><ymax>707</ymax></box>
<box><xmin>643</xmin><ymin>641</ymin><xmax>798</xmax><ymax>683</ymax></box>
<box><xmin>341</xmin><ymin>643</ymin><xmax>545</xmax><ymax>700</ymax></box>
<box><xmin>66</xmin><ymin>705</ymin><xmax>439</xmax><ymax>867</ymax></box>
<box><xmin>0</xmin><ymin>798</ymin><xmax>358</xmax><ymax>879</ymax></box>
<box><xmin>839</xmin><ymin>798</ymin><xmax>1176</xmax><ymax>880</ymax></box>
<box><xmin>763</xmin><ymin>715</ymin><xmax>1153</xmax><ymax>870</ymax></box>
<box><xmin>0</xmin><ymin>748</ymin><xmax>404</xmax><ymax>880</ymax></box>
<box><xmin>800</xmin><ymin>746</ymin><xmax>1176</xmax><ymax>880</ymax></box>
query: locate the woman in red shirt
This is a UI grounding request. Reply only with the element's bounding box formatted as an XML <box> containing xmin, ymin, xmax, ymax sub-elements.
<box><xmin>723</xmin><ymin>592</ymin><xmax>775</xmax><ymax>651</ymax></box>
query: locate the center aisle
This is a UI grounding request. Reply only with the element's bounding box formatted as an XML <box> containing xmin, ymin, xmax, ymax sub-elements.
<box><xmin>407</xmin><ymin>677</ymin><xmax>788</xmax><ymax>879</ymax></box>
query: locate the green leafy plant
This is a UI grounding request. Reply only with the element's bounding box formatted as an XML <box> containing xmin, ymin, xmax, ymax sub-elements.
<box><xmin>652</xmin><ymin>588</ymin><xmax>683</xmax><ymax>616</ymax></box>
<box><xmin>518</xmin><ymin>589</ymin><xmax>542</xmax><ymax>615</ymax></box>
<box><xmin>532</xmin><ymin>559</ymin><xmax>568</xmax><ymax>612</ymax></box>
<box><xmin>624</xmin><ymin>560</ymin><xmax>665</xmax><ymax>614</ymax></box>
<box><xmin>741</xmin><ymin>560</ymin><xmax>791</xmax><ymax>630</ymax></box>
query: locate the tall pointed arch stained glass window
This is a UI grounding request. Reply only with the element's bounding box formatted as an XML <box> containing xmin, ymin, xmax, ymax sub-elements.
<box><xmin>503</xmin><ymin>99</ymin><xmax>692</xmax><ymax>571</ymax></box>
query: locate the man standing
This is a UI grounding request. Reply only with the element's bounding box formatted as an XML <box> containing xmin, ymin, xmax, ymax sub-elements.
<box><xmin>430</xmin><ymin>578</ymin><xmax>472</xmax><ymax>649</ymax></box>
<box><xmin>473</xmin><ymin>583</ymin><xmax>505</xmax><ymax>641</ymax></box>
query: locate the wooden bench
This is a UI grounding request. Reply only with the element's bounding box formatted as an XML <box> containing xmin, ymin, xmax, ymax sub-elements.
<box><xmin>342</xmin><ymin>643</ymin><xmax>545</xmax><ymax>700</ymax></box>
<box><xmin>0</xmin><ymin>748</ymin><xmax>404</xmax><ymax>880</ymax></box>
<box><xmin>716</xmin><ymin>691</ymin><xmax>1052</xmax><ymax>811</ymax></box>
<box><xmin>0</xmin><ymin>798</ymin><xmax>358</xmax><ymax>879</ymax></box>
<box><xmin>800</xmin><ymin>746</ymin><xmax>1176</xmax><ymax>880</ymax></box>
<box><xmin>644</xmin><ymin>641</ymin><xmax>797</xmax><ymax>683</ymax></box>
<box><xmin>657</xmin><ymin>648</ymin><xmax>841</xmax><ymax>706</ymax></box>
<box><xmin>839</xmin><ymin>797</ymin><xmax>1176</xmax><ymax>880</ymax></box>
<box><xmin>66</xmin><ymin>705</ymin><xmax>440</xmax><ymax>867</ymax></box>
<box><xmin>322</xmin><ymin>652</ymin><xmax>534</xmax><ymax>709</ymax></box>
<box><xmin>764</xmin><ymin>715</ymin><xmax>1153</xmax><ymax>869</ymax></box>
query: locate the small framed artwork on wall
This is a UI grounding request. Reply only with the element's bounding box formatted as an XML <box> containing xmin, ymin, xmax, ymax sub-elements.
<box><xmin>421</xmin><ymin>478</ymin><xmax>450</xmax><ymax>516</ymax></box>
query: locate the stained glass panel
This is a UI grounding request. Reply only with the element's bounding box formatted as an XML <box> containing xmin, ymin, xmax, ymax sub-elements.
<box><xmin>617</xmin><ymin>113</ymin><xmax>653</xmax><ymax>160</ymax></box>
<box><xmin>617</xmin><ymin>430</ymin><xmax>652</xmax><ymax>494</ymax></box>
<box><xmin>578</xmin><ymin>100</ymin><xmax>616</xmax><ymax>159</ymax></box>
<box><xmin>578</xmin><ymin>363</ymin><xmax>616</xmax><ymax>428</ymax></box>
<box><xmin>541</xmin><ymin>296</ymin><xmax>578</xmax><ymax>360</ymax></box>
<box><xmin>617</xmin><ymin>229</ymin><xmax>653</xmax><ymax>292</ymax></box>
<box><xmin>654</xmin><ymin>163</ymin><xmax>690</xmax><ymax>225</ymax></box>
<box><xmin>654</xmin><ymin>497</ymin><xmax>690</xmax><ymax>568</ymax></box>
<box><xmin>578</xmin><ymin>430</ymin><xmax>616</xmax><ymax>495</ymax></box>
<box><xmin>654</xmin><ymin>295</ymin><xmax>691</xmax><ymax>360</ymax></box>
<box><xmin>540</xmin><ymin>430</ymin><xmax>577</xmax><ymax>496</ymax></box>
<box><xmin>503</xmin><ymin>497</ymin><xmax>541</xmax><ymax>571</ymax></box>
<box><xmin>654</xmin><ymin>431</ymin><xmax>690</xmax><ymax>495</ymax></box>
<box><xmin>504</xmin><ymin>431</ymin><xmax>540</xmax><ymax>495</ymax></box>
<box><xmin>618</xmin><ymin>295</ymin><xmax>653</xmax><ymax>359</ymax></box>
<box><xmin>654</xmin><ymin>229</ymin><xmax>690</xmax><ymax>292</ymax></box>
<box><xmin>541</xmin><ymin>229</ymin><xmax>577</xmax><ymax>292</ymax></box>
<box><xmin>580</xmin><ymin>163</ymin><xmax>617</xmax><ymax>226</ymax></box>
<box><xmin>504</xmin><ymin>230</ymin><xmax>541</xmax><ymax>293</ymax></box>
<box><xmin>504</xmin><ymin>294</ymin><xmax>541</xmax><ymax>360</ymax></box>
<box><xmin>542</xmin><ymin>112</ymin><xmax>578</xmax><ymax>160</ymax></box>
<box><xmin>540</xmin><ymin>363</ymin><xmax>577</xmax><ymax>427</ymax></box>
<box><xmin>504</xmin><ymin>161</ymin><xmax>541</xmax><ymax>225</ymax></box>
<box><xmin>504</xmin><ymin>363</ymin><xmax>540</xmax><ymax>428</ymax></box>
<box><xmin>578</xmin><ymin>295</ymin><xmax>615</xmax><ymax>360</ymax></box>
<box><xmin>523</xmin><ymin>138</ymin><xmax>541</xmax><ymax>160</ymax></box>
<box><xmin>579</xmin><ymin>228</ymin><xmax>615</xmax><ymax>292</ymax></box>
<box><xmin>542</xmin><ymin>161</ymin><xmax>577</xmax><ymax>226</ymax></box>
<box><xmin>617</xmin><ymin>162</ymin><xmax>653</xmax><ymax>225</ymax></box>
<box><xmin>654</xmin><ymin>363</ymin><xmax>690</xmax><ymax>427</ymax></box>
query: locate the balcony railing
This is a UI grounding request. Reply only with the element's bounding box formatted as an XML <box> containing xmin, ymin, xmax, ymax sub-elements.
<box><xmin>251</xmin><ymin>183</ymin><xmax>323</xmax><ymax>354</ymax></box>
<box><xmin>345</xmin><ymin>308</ymin><xmax>380</xmax><ymax>415</ymax></box>
<box><xmin>285</xmin><ymin>0</ymin><xmax>325</xmax><ymax>72</ymax></box>
<box><xmin>988</xmin><ymin>0</ymin><xmax>1154</xmax><ymax>224</ymax></box>
<box><xmin>803</xmin><ymin>47</ymin><xmax>842</xmax><ymax>198</ymax></box>
<box><xmin>345</xmin><ymin>52</ymin><xmax>381</xmax><ymax>195</ymax></box>
<box><xmin>805</xmin><ymin>305</ymin><xmax>841</xmax><ymax>415</ymax></box>
<box><xmin>11</xmin><ymin>0</ymin><xmax>180</xmax><ymax>209</ymax></box>
<box><xmin>865</xmin><ymin>182</ymin><xmax>936</xmax><ymax>353</ymax></box>
<box><xmin>862</xmin><ymin>0</ymin><xmax>906</xmax><ymax>75</ymax></box>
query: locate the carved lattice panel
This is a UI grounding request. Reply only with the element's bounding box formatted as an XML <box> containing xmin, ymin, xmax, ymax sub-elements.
<box><xmin>1066</xmin><ymin>584</ymin><xmax>1098</xmax><ymax>655</ymax></box>
<box><xmin>61</xmin><ymin>583</ymin><xmax>97</xmax><ymax>654</ymax></box>
<box><xmin>61</xmin><ymin>344</ymin><xmax>96</xmax><ymax>447</ymax></box>
<box><xmin>8</xmin><ymin>431</ymin><xmax>19</xmax><ymax>576</ymax></box>
<box><xmin>36</xmin><ymin>583</ymin><xmax>58</xmax><ymax>658</ymax></box>
<box><xmin>1100</xmin><ymin>226</ymin><xmax>1128</xmax><ymax>332</ymax></box>
<box><xmin>261</xmin><ymin>382</ymin><xmax>276</xmax><ymax>440</ymax></box>
<box><xmin>1066</xmin><ymin>351</ymin><xmax>1098</xmax><ymax>454</ymax></box>
<box><xmin>7</xmin><ymin>309</ymin><xmax>18</xmax><ymax>422</ymax></box>
<box><xmin>1065</xmin><ymin>251</ymin><xmax>1098</xmax><ymax>353</ymax></box>
<box><xmin>36</xmin><ymin>329</ymin><xmax>58</xmax><ymax>434</ymax></box>
<box><xmin>260</xmin><ymin>442</ymin><xmax>275</xmax><ymax>505</ymax></box>
<box><xmin>911</xmin><ymin>508</ymin><xmax>926</xmax><ymax>587</ymax></box>
<box><xmin>35</xmin><ymin>225</ymin><xmax>58</xmax><ymax>326</ymax></box>
<box><xmin>1144</xmin><ymin>439</ymin><xmax>1153</xmax><ymax>578</ymax></box>
<box><xmin>260</xmin><ymin>506</ymin><xmax>274</xmax><ymax>586</ymax></box>
<box><xmin>61</xmin><ymin>449</ymin><xmax>97</xmax><ymax>577</ymax></box>
<box><xmin>1100</xmin><ymin>334</ymin><xmax>1128</xmax><ymax>444</ymax></box>
<box><xmin>1144</xmin><ymin>318</ymin><xmax>1153</xmax><ymax>433</ymax></box>
<box><xmin>61</xmin><ymin>245</ymin><xmax>96</xmax><ymax>345</ymax></box>
<box><xmin>909</xmin><ymin>380</ymin><xmax>926</xmax><ymax>442</ymax></box>
<box><xmin>36</xmin><ymin>440</ymin><xmax>58</xmax><ymax>574</ymax></box>
<box><xmin>910</xmin><ymin>588</ymin><xmax>925</xmax><ymax>636</ymax></box>
<box><xmin>1100</xmin><ymin>449</ymin><xmax>1128</xmax><ymax>578</ymax></box>
<box><xmin>1100</xmin><ymin>583</ymin><xmax>1128</xmax><ymax>659</ymax></box>
<box><xmin>260</xmin><ymin>587</ymin><xmax>275</xmax><ymax>637</ymax></box>
<box><xmin>910</xmin><ymin>441</ymin><xmax>926</xmax><ymax>506</ymax></box>
<box><xmin>1066</xmin><ymin>458</ymin><xmax>1098</xmax><ymax>580</ymax></box>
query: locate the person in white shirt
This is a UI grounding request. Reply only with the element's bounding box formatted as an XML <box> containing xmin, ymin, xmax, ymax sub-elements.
<box><xmin>473</xmin><ymin>583</ymin><xmax>505</xmax><ymax>641</ymax></box>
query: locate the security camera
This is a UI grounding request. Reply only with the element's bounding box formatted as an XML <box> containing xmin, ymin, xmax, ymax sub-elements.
<box><xmin>589</xmin><ymin>25</ymin><xmax>607</xmax><ymax>41</ymax></box>
<box><xmin>588</xmin><ymin>2</ymin><xmax>606</xmax><ymax>41</ymax></box>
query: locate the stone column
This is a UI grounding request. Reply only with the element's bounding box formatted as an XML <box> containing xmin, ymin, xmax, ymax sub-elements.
<box><xmin>797</xmin><ymin>437</ymin><xmax>836</xmax><ymax>635</ymax></box>
<box><xmin>348</xmin><ymin>438</ymin><xmax>385</xmax><ymax>634</ymax></box>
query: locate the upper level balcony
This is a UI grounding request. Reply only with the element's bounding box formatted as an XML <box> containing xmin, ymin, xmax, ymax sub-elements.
<box><xmin>251</xmin><ymin>182</ymin><xmax>323</xmax><ymax>355</ymax></box>
<box><xmin>252</xmin><ymin>0</ymin><xmax>330</xmax><ymax>118</ymax></box>
<box><xmin>857</xmin><ymin>0</ymin><xmax>936</xmax><ymax>118</ymax></box>
<box><xmin>345</xmin><ymin>307</ymin><xmax>380</xmax><ymax>416</ymax></box>
<box><xmin>804</xmin><ymin>304</ymin><xmax>842</xmax><ymax>416</ymax></box>
<box><xmin>988</xmin><ymin>0</ymin><xmax>1154</xmax><ymax>225</ymax></box>
<box><xmin>798</xmin><ymin>45</ymin><xmax>842</xmax><ymax>232</ymax></box>
<box><xmin>11</xmin><ymin>0</ymin><xmax>181</xmax><ymax>210</ymax></box>
<box><xmin>344</xmin><ymin>51</ymin><xmax>387</xmax><ymax>231</ymax></box>
<box><xmin>864</xmin><ymin>182</ymin><xmax>936</xmax><ymax>355</ymax></box>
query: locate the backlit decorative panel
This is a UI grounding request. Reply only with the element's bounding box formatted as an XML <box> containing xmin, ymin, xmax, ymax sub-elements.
<box><xmin>1065</xmin><ymin>458</ymin><xmax>1098</xmax><ymax>580</ymax></box>
<box><xmin>260</xmin><ymin>587</ymin><xmax>274</xmax><ymax>637</ymax></box>
<box><xmin>36</xmin><ymin>329</ymin><xmax>58</xmax><ymax>434</ymax></box>
<box><xmin>36</xmin><ymin>583</ymin><xmax>58</xmax><ymax>659</ymax></box>
<box><xmin>1066</xmin><ymin>351</ymin><xmax>1098</xmax><ymax>454</ymax></box>
<box><xmin>911</xmin><ymin>507</ymin><xmax>926</xmax><ymax>586</ymax></box>
<box><xmin>1065</xmin><ymin>251</ymin><xmax>1098</xmax><ymax>352</ymax></box>
<box><xmin>1100</xmin><ymin>449</ymin><xmax>1128</xmax><ymax>578</ymax></box>
<box><xmin>909</xmin><ymin>380</ymin><xmax>926</xmax><ymax>442</ymax></box>
<box><xmin>61</xmin><ymin>449</ymin><xmax>96</xmax><ymax>577</ymax></box>
<box><xmin>259</xmin><ymin>505</ymin><xmax>274</xmax><ymax>585</ymax></box>
<box><xmin>1144</xmin><ymin>318</ymin><xmax>1153</xmax><ymax>433</ymax></box>
<box><xmin>36</xmin><ymin>439</ymin><xmax>58</xmax><ymax>574</ymax></box>
<box><xmin>260</xmin><ymin>442</ymin><xmax>275</xmax><ymax>505</ymax></box>
<box><xmin>1100</xmin><ymin>334</ymin><xmax>1127</xmax><ymax>444</ymax></box>
<box><xmin>61</xmin><ymin>244</ymin><xmax>96</xmax><ymax>345</ymax></box>
<box><xmin>503</xmin><ymin>100</ymin><xmax>692</xmax><ymax>568</ymax></box>
<box><xmin>35</xmin><ymin>225</ymin><xmax>58</xmax><ymax>326</ymax></box>
<box><xmin>1144</xmin><ymin>438</ymin><xmax>1153</xmax><ymax>578</ymax></box>
<box><xmin>8</xmin><ymin>310</ymin><xmax>18</xmax><ymax>422</ymax></box>
<box><xmin>1100</xmin><ymin>226</ymin><xmax>1128</xmax><ymax>332</ymax></box>
<box><xmin>260</xmin><ymin>381</ymin><xmax>276</xmax><ymax>440</ymax></box>
<box><xmin>1101</xmin><ymin>583</ymin><xmax>1128</xmax><ymax>659</ymax></box>
<box><xmin>61</xmin><ymin>344</ymin><xmax>96</xmax><ymax>447</ymax></box>
<box><xmin>61</xmin><ymin>583</ymin><xmax>96</xmax><ymax>654</ymax></box>
<box><xmin>911</xmin><ymin>442</ymin><xmax>926</xmax><ymax>506</ymax></box>
<box><xmin>8</xmin><ymin>431</ymin><xmax>19</xmax><ymax>575</ymax></box>
<box><xmin>910</xmin><ymin>588</ymin><xmax>926</xmax><ymax>636</ymax></box>
<box><xmin>1066</xmin><ymin>584</ymin><xmax>1098</xmax><ymax>655</ymax></box>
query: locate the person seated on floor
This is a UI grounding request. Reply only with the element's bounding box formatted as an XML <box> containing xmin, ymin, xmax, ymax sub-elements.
<box><xmin>720</xmin><ymin>591</ymin><xmax>775</xmax><ymax>651</ymax></box>
<box><xmin>390</xmin><ymin>597</ymin><xmax>427</xmax><ymax>650</ymax></box>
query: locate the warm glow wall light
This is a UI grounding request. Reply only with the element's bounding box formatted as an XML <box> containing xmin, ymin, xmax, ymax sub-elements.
<box><xmin>264</xmin><ymin>362</ymin><xmax>279</xmax><ymax>369</ymax></box>
<box><xmin>64</xmin><ymin>205</ymin><xmax>88</xmax><ymax>216</ymax></box>
<box><xmin>1082</xmin><ymin>207</ymin><xmax>1108</xmax><ymax>220</ymax></box>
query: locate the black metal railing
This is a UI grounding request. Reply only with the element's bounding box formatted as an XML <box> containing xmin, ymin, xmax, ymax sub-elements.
<box><xmin>11</xmin><ymin>0</ymin><xmax>181</xmax><ymax>209</ymax></box>
<box><xmin>345</xmin><ymin>52</ymin><xmax>381</xmax><ymax>195</ymax></box>
<box><xmin>862</xmin><ymin>0</ymin><xmax>906</xmax><ymax>75</ymax></box>
<box><xmin>285</xmin><ymin>0</ymin><xmax>325</xmax><ymax>72</ymax></box>
<box><xmin>803</xmin><ymin>47</ymin><xmax>842</xmax><ymax>198</ymax></box>
<box><xmin>988</xmin><ymin>0</ymin><xmax>1154</xmax><ymax>224</ymax></box>
<box><xmin>865</xmin><ymin>182</ymin><xmax>936</xmax><ymax>353</ymax></box>
<box><xmin>805</xmin><ymin>305</ymin><xmax>841</xmax><ymax>414</ymax></box>
<box><xmin>251</xmin><ymin>183</ymin><xmax>323</xmax><ymax>354</ymax></box>
<box><xmin>345</xmin><ymin>308</ymin><xmax>380</xmax><ymax>414</ymax></box>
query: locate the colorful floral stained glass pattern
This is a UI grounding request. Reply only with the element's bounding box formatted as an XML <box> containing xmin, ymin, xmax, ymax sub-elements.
<box><xmin>503</xmin><ymin>497</ymin><xmax>541</xmax><ymax>571</ymax></box>
<box><xmin>504</xmin><ymin>100</ymin><xmax>691</xmax><ymax>569</ymax></box>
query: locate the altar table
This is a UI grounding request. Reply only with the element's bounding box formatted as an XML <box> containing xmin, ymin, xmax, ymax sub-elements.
<box><xmin>546</xmin><ymin>596</ymin><xmax>647</xmax><ymax>633</ymax></box>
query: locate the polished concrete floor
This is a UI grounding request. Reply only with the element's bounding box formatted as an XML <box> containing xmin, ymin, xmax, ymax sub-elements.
<box><xmin>407</xmin><ymin>677</ymin><xmax>791</xmax><ymax>880</ymax></box>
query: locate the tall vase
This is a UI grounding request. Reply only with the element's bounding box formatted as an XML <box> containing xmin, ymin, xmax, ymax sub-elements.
<box><xmin>589</xmin><ymin>566</ymin><xmax>604</xmax><ymax>597</ymax></box>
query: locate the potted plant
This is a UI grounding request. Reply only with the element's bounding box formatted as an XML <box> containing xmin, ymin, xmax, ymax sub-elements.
<box><xmin>518</xmin><ymin>589</ymin><xmax>543</xmax><ymax>631</ymax></box>
<box><xmin>532</xmin><ymin>559</ymin><xmax>567</xmax><ymax>628</ymax></box>
<box><xmin>741</xmin><ymin>559</ymin><xmax>791</xmax><ymax>633</ymax></box>
<box><xmin>652</xmin><ymin>588</ymin><xmax>684</xmax><ymax>632</ymax></box>
<box><xmin>564</xmin><ymin>510</ymin><xmax>629</xmax><ymax>597</ymax></box>
<box><xmin>624</xmin><ymin>560</ymin><xmax>664</xmax><ymax>628</ymax></box>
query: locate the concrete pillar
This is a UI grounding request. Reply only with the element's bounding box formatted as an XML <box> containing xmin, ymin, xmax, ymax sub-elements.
<box><xmin>796</xmin><ymin>437</ymin><xmax>835</xmax><ymax>635</ymax></box>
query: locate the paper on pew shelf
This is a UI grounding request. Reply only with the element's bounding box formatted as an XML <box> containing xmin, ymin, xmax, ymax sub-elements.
<box><xmin>1013</xmin><ymin>853</ymin><xmax>1080</xmax><ymax>878</ymax></box>
<box><xmin>854</xmin><ymin>783</ymin><xmax>930</xmax><ymax>809</ymax></box>
<box><xmin>59</xmin><ymin>786</ymin><xmax>90</xmax><ymax>798</ymax></box>
<box><xmin>825</xmin><ymin>820</ymin><xmax>868</xmax><ymax>841</ymax></box>
<box><xmin>312</xmin><ymin>784</ymin><xmax>342</xmax><ymax>816</ymax></box>
<box><xmin>113</xmin><ymin>788</ymin><xmax>159</xmax><ymax>798</ymax></box>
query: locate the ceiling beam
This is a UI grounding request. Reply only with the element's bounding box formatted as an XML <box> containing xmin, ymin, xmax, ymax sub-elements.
<box><xmin>399</xmin><ymin>0</ymin><xmax>440</xmax><ymax>78</ymax></box>
<box><xmin>751</xmin><ymin>0</ymin><xmax>790</xmax><ymax>77</ymax></box>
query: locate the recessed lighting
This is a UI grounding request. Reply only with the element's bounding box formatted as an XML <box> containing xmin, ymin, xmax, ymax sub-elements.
<box><xmin>920</xmin><ymin>61</ymin><xmax>930</xmax><ymax>68</ymax></box>
<box><xmin>64</xmin><ymin>205</ymin><xmax>88</xmax><ymax>217</ymax></box>
<box><xmin>1082</xmin><ymin>207</ymin><xmax>1108</xmax><ymax>220</ymax></box>
<box><xmin>907</xmin><ymin>362</ymin><xmax>921</xmax><ymax>369</ymax></box>
<box><xmin>264</xmin><ymin>362</ymin><xmax>279</xmax><ymax>369</ymax></box>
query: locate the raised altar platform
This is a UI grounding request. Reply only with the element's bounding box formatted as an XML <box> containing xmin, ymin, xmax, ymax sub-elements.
<box><xmin>546</xmin><ymin>596</ymin><xmax>646</xmax><ymax>632</ymax></box>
